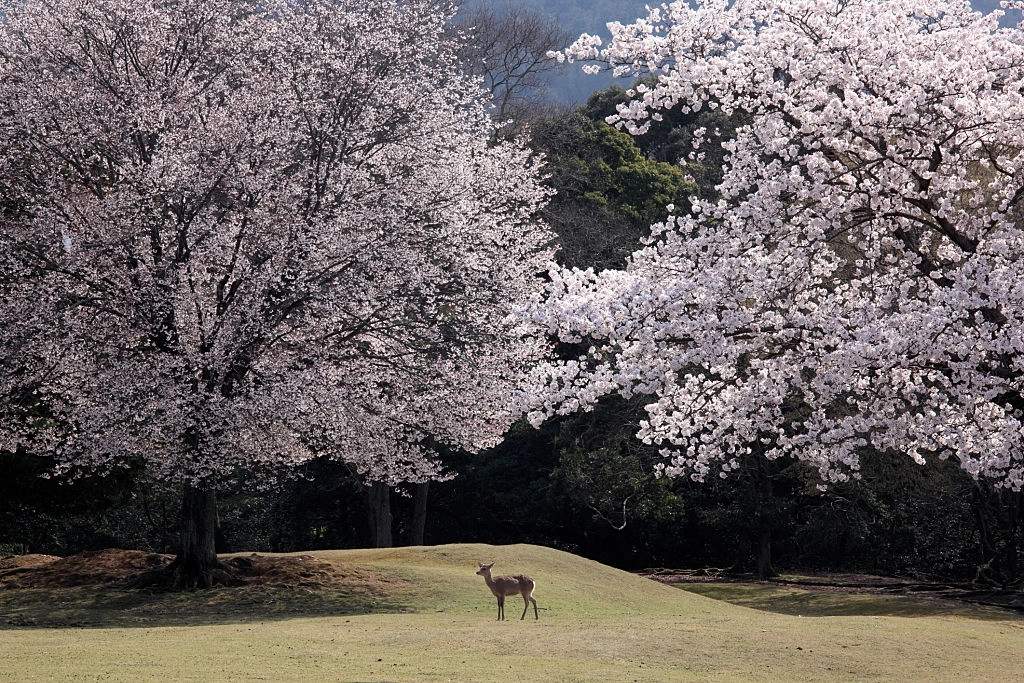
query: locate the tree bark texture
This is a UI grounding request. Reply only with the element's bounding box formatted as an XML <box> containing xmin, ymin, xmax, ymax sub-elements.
<box><xmin>754</xmin><ymin>455</ymin><xmax>777</xmax><ymax>579</ymax></box>
<box><xmin>129</xmin><ymin>485</ymin><xmax>242</xmax><ymax>590</ymax></box>
<box><xmin>410</xmin><ymin>481</ymin><xmax>429</xmax><ymax>546</ymax></box>
<box><xmin>169</xmin><ymin>485</ymin><xmax>222</xmax><ymax>589</ymax></box>
<box><xmin>367</xmin><ymin>481</ymin><xmax>393</xmax><ymax>548</ymax></box>
<box><xmin>972</xmin><ymin>484</ymin><xmax>1023</xmax><ymax>587</ymax></box>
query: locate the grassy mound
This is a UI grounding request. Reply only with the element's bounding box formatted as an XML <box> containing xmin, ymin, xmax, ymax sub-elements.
<box><xmin>0</xmin><ymin>543</ymin><xmax>706</xmax><ymax>629</ymax></box>
<box><xmin>1</xmin><ymin>543</ymin><xmax>1023</xmax><ymax>681</ymax></box>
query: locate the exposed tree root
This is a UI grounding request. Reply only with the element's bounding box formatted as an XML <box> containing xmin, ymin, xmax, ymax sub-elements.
<box><xmin>129</xmin><ymin>556</ymin><xmax>247</xmax><ymax>591</ymax></box>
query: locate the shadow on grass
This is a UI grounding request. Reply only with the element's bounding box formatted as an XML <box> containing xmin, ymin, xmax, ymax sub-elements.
<box><xmin>674</xmin><ymin>583</ymin><xmax>1023</xmax><ymax>620</ymax></box>
<box><xmin>0</xmin><ymin>549</ymin><xmax>438</xmax><ymax>629</ymax></box>
<box><xmin>0</xmin><ymin>584</ymin><xmax>418</xmax><ymax>630</ymax></box>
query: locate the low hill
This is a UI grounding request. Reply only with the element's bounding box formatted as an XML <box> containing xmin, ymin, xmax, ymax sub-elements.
<box><xmin>0</xmin><ymin>543</ymin><xmax>716</xmax><ymax>627</ymax></box>
<box><xmin>2</xmin><ymin>544</ymin><xmax>1024</xmax><ymax>681</ymax></box>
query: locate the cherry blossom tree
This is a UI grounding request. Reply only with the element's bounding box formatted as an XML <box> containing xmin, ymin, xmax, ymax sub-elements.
<box><xmin>524</xmin><ymin>0</ymin><xmax>1024</xmax><ymax>491</ymax></box>
<box><xmin>0</xmin><ymin>0</ymin><xmax>553</xmax><ymax>587</ymax></box>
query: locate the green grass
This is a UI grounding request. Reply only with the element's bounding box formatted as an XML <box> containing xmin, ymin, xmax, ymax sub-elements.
<box><xmin>2</xmin><ymin>543</ymin><xmax>1023</xmax><ymax>681</ymax></box>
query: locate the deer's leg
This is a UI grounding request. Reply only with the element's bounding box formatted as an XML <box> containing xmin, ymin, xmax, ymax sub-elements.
<box><xmin>520</xmin><ymin>593</ymin><xmax>530</xmax><ymax>620</ymax></box>
<box><xmin>530</xmin><ymin>594</ymin><xmax>538</xmax><ymax>619</ymax></box>
<box><xmin>497</xmin><ymin>594</ymin><xmax>505</xmax><ymax>621</ymax></box>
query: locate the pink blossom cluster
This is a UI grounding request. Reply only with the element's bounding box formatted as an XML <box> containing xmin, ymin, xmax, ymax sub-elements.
<box><xmin>0</xmin><ymin>0</ymin><xmax>554</xmax><ymax>487</ymax></box>
<box><xmin>525</xmin><ymin>0</ymin><xmax>1024</xmax><ymax>489</ymax></box>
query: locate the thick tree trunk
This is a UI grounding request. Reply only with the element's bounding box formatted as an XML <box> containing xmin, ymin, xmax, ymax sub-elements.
<box><xmin>973</xmin><ymin>485</ymin><xmax>1024</xmax><ymax>587</ymax></box>
<box><xmin>410</xmin><ymin>481</ymin><xmax>429</xmax><ymax>546</ymax></box>
<box><xmin>132</xmin><ymin>485</ymin><xmax>238</xmax><ymax>590</ymax></box>
<box><xmin>754</xmin><ymin>455</ymin><xmax>777</xmax><ymax>579</ymax></box>
<box><xmin>1008</xmin><ymin>490</ymin><xmax>1021</xmax><ymax>586</ymax></box>
<box><xmin>972</xmin><ymin>484</ymin><xmax>994</xmax><ymax>580</ymax></box>
<box><xmin>367</xmin><ymin>481</ymin><xmax>393</xmax><ymax>548</ymax></box>
<box><xmin>972</xmin><ymin>483</ymin><xmax>1009</xmax><ymax>586</ymax></box>
<box><xmin>167</xmin><ymin>485</ymin><xmax>223</xmax><ymax>589</ymax></box>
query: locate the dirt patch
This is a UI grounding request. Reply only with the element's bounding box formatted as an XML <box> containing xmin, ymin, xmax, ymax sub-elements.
<box><xmin>0</xmin><ymin>549</ymin><xmax>169</xmax><ymax>589</ymax></box>
<box><xmin>222</xmin><ymin>553</ymin><xmax>407</xmax><ymax>594</ymax></box>
<box><xmin>0</xmin><ymin>549</ymin><xmax>417</xmax><ymax>628</ymax></box>
<box><xmin>0</xmin><ymin>549</ymin><xmax>405</xmax><ymax>594</ymax></box>
<box><xmin>0</xmin><ymin>554</ymin><xmax>61</xmax><ymax>573</ymax></box>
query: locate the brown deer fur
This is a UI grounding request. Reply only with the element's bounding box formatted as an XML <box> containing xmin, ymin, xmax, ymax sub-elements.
<box><xmin>476</xmin><ymin>562</ymin><xmax>538</xmax><ymax>620</ymax></box>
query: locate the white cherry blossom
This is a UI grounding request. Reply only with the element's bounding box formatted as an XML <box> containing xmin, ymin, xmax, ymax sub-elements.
<box><xmin>0</xmin><ymin>1</ymin><xmax>553</xmax><ymax>496</ymax></box>
<box><xmin>524</xmin><ymin>0</ymin><xmax>1024</xmax><ymax>490</ymax></box>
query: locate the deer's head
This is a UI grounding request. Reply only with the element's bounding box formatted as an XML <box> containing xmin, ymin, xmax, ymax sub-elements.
<box><xmin>476</xmin><ymin>562</ymin><xmax>494</xmax><ymax>576</ymax></box>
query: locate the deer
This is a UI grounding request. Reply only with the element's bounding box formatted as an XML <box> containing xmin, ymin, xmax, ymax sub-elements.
<box><xmin>476</xmin><ymin>561</ymin><xmax>538</xmax><ymax>620</ymax></box>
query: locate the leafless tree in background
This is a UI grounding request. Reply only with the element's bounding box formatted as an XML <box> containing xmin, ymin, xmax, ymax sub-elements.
<box><xmin>455</xmin><ymin>3</ymin><xmax>570</xmax><ymax>123</ymax></box>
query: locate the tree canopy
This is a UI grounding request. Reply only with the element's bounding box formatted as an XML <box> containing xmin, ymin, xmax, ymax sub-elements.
<box><xmin>0</xmin><ymin>0</ymin><xmax>553</xmax><ymax>586</ymax></box>
<box><xmin>526</xmin><ymin>0</ymin><xmax>1024</xmax><ymax>490</ymax></box>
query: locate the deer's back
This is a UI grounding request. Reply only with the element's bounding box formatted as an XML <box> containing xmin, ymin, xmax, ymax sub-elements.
<box><xmin>492</xmin><ymin>574</ymin><xmax>535</xmax><ymax>594</ymax></box>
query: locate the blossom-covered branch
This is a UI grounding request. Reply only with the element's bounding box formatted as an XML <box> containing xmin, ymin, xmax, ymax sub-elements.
<box><xmin>0</xmin><ymin>0</ymin><xmax>554</xmax><ymax>585</ymax></box>
<box><xmin>526</xmin><ymin>0</ymin><xmax>1024</xmax><ymax>489</ymax></box>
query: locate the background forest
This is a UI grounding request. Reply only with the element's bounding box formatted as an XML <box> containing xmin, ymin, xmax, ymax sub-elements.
<box><xmin>2</xmin><ymin>0</ymin><xmax>1023</xmax><ymax>590</ymax></box>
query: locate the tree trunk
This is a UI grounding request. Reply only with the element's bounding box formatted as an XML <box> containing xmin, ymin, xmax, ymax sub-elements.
<box><xmin>971</xmin><ymin>483</ymin><xmax>1013</xmax><ymax>586</ymax></box>
<box><xmin>1008</xmin><ymin>490</ymin><xmax>1021</xmax><ymax>586</ymax></box>
<box><xmin>754</xmin><ymin>454</ymin><xmax>777</xmax><ymax>579</ymax></box>
<box><xmin>756</xmin><ymin>524</ymin><xmax>776</xmax><ymax>579</ymax></box>
<box><xmin>367</xmin><ymin>481</ymin><xmax>393</xmax><ymax>548</ymax></box>
<box><xmin>169</xmin><ymin>485</ymin><xmax>222</xmax><ymax>589</ymax></box>
<box><xmin>131</xmin><ymin>484</ymin><xmax>238</xmax><ymax>590</ymax></box>
<box><xmin>410</xmin><ymin>481</ymin><xmax>429</xmax><ymax>546</ymax></box>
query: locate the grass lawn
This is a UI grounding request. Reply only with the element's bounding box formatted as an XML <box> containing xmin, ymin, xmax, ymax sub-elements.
<box><xmin>1</xmin><ymin>543</ymin><xmax>1022</xmax><ymax>681</ymax></box>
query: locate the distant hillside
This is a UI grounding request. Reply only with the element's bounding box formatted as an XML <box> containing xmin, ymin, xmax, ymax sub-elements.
<box><xmin>463</xmin><ymin>0</ymin><xmax>1022</xmax><ymax>106</ymax></box>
